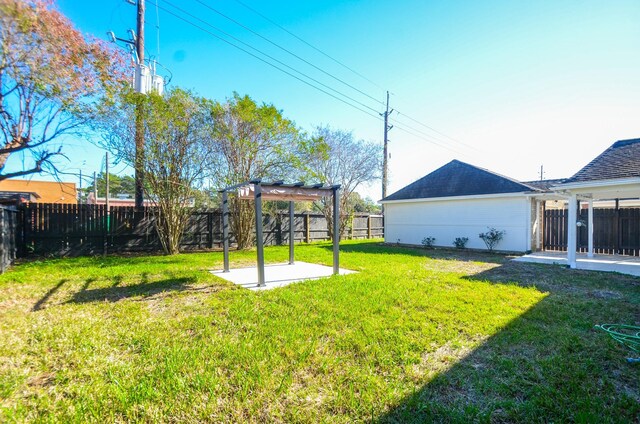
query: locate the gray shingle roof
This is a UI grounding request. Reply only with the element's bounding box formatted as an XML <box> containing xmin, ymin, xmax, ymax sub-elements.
<box><xmin>521</xmin><ymin>179</ymin><xmax>566</xmax><ymax>191</ymax></box>
<box><xmin>383</xmin><ymin>160</ymin><xmax>538</xmax><ymax>201</ymax></box>
<box><xmin>567</xmin><ymin>138</ymin><xmax>640</xmax><ymax>183</ymax></box>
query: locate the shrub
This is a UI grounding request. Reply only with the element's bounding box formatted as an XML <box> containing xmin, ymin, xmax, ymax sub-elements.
<box><xmin>478</xmin><ymin>228</ymin><xmax>505</xmax><ymax>252</ymax></box>
<box><xmin>421</xmin><ymin>236</ymin><xmax>436</xmax><ymax>249</ymax></box>
<box><xmin>453</xmin><ymin>237</ymin><xmax>469</xmax><ymax>249</ymax></box>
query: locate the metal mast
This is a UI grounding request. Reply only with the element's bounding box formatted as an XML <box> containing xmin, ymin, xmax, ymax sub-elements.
<box><xmin>381</xmin><ymin>91</ymin><xmax>393</xmax><ymax>202</ymax></box>
<box><xmin>134</xmin><ymin>0</ymin><xmax>145</xmax><ymax>209</ymax></box>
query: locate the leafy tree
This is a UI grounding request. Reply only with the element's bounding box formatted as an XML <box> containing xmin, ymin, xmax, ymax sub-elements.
<box><xmin>0</xmin><ymin>0</ymin><xmax>125</xmax><ymax>180</ymax></box>
<box><xmin>204</xmin><ymin>93</ymin><xmax>304</xmax><ymax>249</ymax></box>
<box><xmin>84</xmin><ymin>173</ymin><xmax>136</xmax><ymax>198</ymax></box>
<box><xmin>101</xmin><ymin>88</ymin><xmax>210</xmax><ymax>254</ymax></box>
<box><xmin>349</xmin><ymin>192</ymin><xmax>381</xmax><ymax>214</ymax></box>
<box><xmin>307</xmin><ymin>125</ymin><xmax>382</xmax><ymax>240</ymax></box>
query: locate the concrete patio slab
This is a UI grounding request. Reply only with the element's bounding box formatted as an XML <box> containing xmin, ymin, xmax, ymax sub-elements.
<box><xmin>211</xmin><ymin>261</ymin><xmax>357</xmax><ymax>291</ymax></box>
<box><xmin>514</xmin><ymin>252</ymin><xmax>640</xmax><ymax>277</ymax></box>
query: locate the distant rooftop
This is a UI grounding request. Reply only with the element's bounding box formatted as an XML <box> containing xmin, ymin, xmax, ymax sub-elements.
<box><xmin>566</xmin><ymin>138</ymin><xmax>640</xmax><ymax>183</ymax></box>
<box><xmin>522</xmin><ymin>179</ymin><xmax>566</xmax><ymax>191</ymax></box>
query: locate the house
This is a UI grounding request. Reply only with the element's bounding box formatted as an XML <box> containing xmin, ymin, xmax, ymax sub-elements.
<box><xmin>86</xmin><ymin>192</ymin><xmax>155</xmax><ymax>207</ymax></box>
<box><xmin>0</xmin><ymin>180</ymin><xmax>77</xmax><ymax>204</ymax></box>
<box><xmin>381</xmin><ymin>160</ymin><xmax>545</xmax><ymax>252</ymax></box>
<box><xmin>85</xmin><ymin>192</ymin><xmax>194</xmax><ymax>208</ymax></box>
<box><xmin>381</xmin><ymin>138</ymin><xmax>640</xmax><ymax>260</ymax></box>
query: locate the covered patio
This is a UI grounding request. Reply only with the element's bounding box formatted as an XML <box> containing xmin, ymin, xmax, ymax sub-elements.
<box><xmin>556</xmin><ymin>178</ymin><xmax>640</xmax><ymax>269</ymax></box>
<box><xmin>514</xmin><ymin>251</ymin><xmax>640</xmax><ymax>277</ymax></box>
<box><xmin>529</xmin><ymin>138</ymin><xmax>640</xmax><ymax>272</ymax></box>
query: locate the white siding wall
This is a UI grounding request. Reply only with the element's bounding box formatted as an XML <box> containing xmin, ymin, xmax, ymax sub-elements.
<box><xmin>384</xmin><ymin>196</ymin><xmax>532</xmax><ymax>252</ymax></box>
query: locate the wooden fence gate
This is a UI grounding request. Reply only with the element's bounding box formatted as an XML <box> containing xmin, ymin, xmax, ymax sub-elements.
<box><xmin>543</xmin><ymin>207</ymin><xmax>640</xmax><ymax>256</ymax></box>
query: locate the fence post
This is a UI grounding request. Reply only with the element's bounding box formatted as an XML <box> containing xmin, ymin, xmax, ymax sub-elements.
<box><xmin>208</xmin><ymin>211</ymin><xmax>214</xmax><ymax>249</ymax></box>
<box><xmin>0</xmin><ymin>208</ymin><xmax>5</xmax><ymax>273</ymax></box>
<box><xmin>367</xmin><ymin>215</ymin><xmax>372</xmax><ymax>239</ymax></box>
<box><xmin>305</xmin><ymin>212</ymin><xmax>310</xmax><ymax>243</ymax></box>
<box><xmin>350</xmin><ymin>217</ymin><xmax>353</xmax><ymax>239</ymax></box>
<box><xmin>103</xmin><ymin>204</ymin><xmax>108</xmax><ymax>256</ymax></box>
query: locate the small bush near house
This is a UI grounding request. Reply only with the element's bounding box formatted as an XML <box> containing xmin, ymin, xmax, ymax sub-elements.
<box><xmin>421</xmin><ymin>236</ymin><xmax>436</xmax><ymax>249</ymax></box>
<box><xmin>479</xmin><ymin>227</ymin><xmax>505</xmax><ymax>251</ymax></box>
<box><xmin>453</xmin><ymin>237</ymin><xmax>469</xmax><ymax>249</ymax></box>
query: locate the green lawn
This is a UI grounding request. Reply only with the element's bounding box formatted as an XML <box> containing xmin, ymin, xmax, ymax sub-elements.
<box><xmin>0</xmin><ymin>240</ymin><xmax>638</xmax><ymax>422</ymax></box>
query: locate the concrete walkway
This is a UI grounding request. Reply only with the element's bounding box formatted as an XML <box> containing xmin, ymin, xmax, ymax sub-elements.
<box><xmin>514</xmin><ymin>251</ymin><xmax>640</xmax><ymax>277</ymax></box>
<box><xmin>211</xmin><ymin>261</ymin><xmax>357</xmax><ymax>291</ymax></box>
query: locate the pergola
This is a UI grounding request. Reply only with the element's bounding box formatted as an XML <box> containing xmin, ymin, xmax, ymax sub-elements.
<box><xmin>219</xmin><ymin>180</ymin><xmax>341</xmax><ymax>287</ymax></box>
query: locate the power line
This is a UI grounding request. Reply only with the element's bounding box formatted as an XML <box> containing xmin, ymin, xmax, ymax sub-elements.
<box><xmin>229</xmin><ymin>0</ymin><xmax>470</xmax><ymax>150</ymax></box>
<box><xmin>193</xmin><ymin>0</ymin><xmax>386</xmax><ymax>108</ymax></box>
<box><xmin>388</xmin><ymin>115</ymin><xmax>458</xmax><ymax>147</ymax></box>
<box><xmin>154</xmin><ymin>0</ymin><xmax>161</xmax><ymax>60</ymax></box>
<box><xmin>393</xmin><ymin>109</ymin><xmax>479</xmax><ymax>152</ymax></box>
<box><xmin>151</xmin><ymin>1</ymin><xmax>467</xmax><ymax>157</ymax></box>
<box><xmin>232</xmin><ymin>0</ymin><xmax>385</xmax><ymax>91</ymax></box>
<box><xmin>158</xmin><ymin>0</ymin><xmax>380</xmax><ymax>114</ymax></box>
<box><xmin>150</xmin><ymin>1</ymin><xmax>383</xmax><ymax>120</ymax></box>
<box><xmin>392</xmin><ymin>124</ymin><xmax>467</xmax><ymax>157</ymax></box>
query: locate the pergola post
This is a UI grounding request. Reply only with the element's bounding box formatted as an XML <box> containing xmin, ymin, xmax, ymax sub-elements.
<box><xmin>222</xmin><ymin>190</ymin><xmax>230</xmax><ymax>272</ymax></box>
<box><xmin>567</xmin><ymin>194</ymin><xmax>578</xmax><ymax>268</ymax></box>
<box><xmin>588</xmin><ymin>198</ymin><xmax>594</xmax><ymax>258</ymax></box>
<box><xmin>332</xmin><ymin>186</ymin><xmax>340</xmax><ymax>275</ymax></box>
<box><xmin>254</xmin><ymin>182</ymin><xmax>266</xmax><ymax>287</ymax></box>
<box><xmin>289</xmin><ymin>201</ymin><xmax>295</xmax><ymax>265</ymax></box>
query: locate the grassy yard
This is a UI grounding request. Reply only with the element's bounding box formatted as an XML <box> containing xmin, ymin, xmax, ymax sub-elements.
<box><xmin>0</xmin><ymin>240</ymin><xmax>638</xmax><ymax>422</ymax></box>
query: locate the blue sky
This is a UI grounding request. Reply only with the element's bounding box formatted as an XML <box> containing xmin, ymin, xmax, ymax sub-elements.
<box><xmin>8</xmin><ymin>0</ymin><xmax>640</xmax><ymax>200</ymax></box>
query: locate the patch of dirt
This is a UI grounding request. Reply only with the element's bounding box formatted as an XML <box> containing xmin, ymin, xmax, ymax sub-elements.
<box><xmin>27</xmin><ymin>372</ymin><xmax>55</xmax><ymax>388</ymax></box>
<box><xmin>410</xmin><ymin>335</ymin><xmax>488</xmax><ymax>382</ymax></box>
<box><xmin>590</xmin><ymin>290</ymin><xmax>623</xmax><ymax>300</ymax></box>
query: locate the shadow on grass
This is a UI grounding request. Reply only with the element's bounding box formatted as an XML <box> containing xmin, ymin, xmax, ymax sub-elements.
<box><xmin>32</xmin><ymin>279</ymin><xmax>69</xmax><ymax>311</ymax></box>
<box><xmin>375</xmin><ymin>262</ymin><xmax>640</xmax><ymax>422</ymax></box>
<box><xmin>67</xmin><ymin>275</ymin><xmax>200</xmax><ymax>304</ymax></box>
<box><xmin>465</xmin><ymin>259</ymin><xmax>640</xmax><ymax>298</ymax></box>
<box><xmin>323</xmin><ymin>241</ymin><xmax>506</xmax><ymax>264</ymax></box>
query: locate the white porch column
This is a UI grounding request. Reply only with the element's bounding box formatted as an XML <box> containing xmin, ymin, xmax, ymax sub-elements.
<box><xmin>587</xmin><ymin>199</ymin><xmax>594</xmax><ymax>258</ymax></box>
<box><xmin>567</xmin><ymin>194</ymin><xmax>577</xmax><ymax>268</ymax></box>
<box><xmin>535</xmin><ymin>200</ymin><xmax>542</xmax><ymax>250</ymax></box>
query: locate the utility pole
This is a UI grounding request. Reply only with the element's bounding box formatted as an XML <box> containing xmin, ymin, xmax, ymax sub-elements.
<box><xmin>93</xmin><ymin>171</ymin><xmax>97</xmax><ymax>202</ymax></box>
<box><xmin>539</xmin><ymin>165</ymin><xmax>545</xmax><ymax>181</ymax></box>
<box><xmin>105</xmin><ymin>153</ymin><xmax>110</xmax><ymax>210</ymax></box>
<box><xmin>134</xmin><ymin>0</ymin><xmax>145</xmax><ymax>209</ymax></box>
<box><xmin>104</xmin><ymin>153</ymin><xmax>110</xmax><ymax>256</ymax></box>
<box><xmin>78</xmin><ymin>170</ymin><xmax>82</xmax><ymax>204</ymax></box>
<box><xmin>381</xmin><ymin>91</ymin><xmax>393</xmax><ymax>204</ymax></box>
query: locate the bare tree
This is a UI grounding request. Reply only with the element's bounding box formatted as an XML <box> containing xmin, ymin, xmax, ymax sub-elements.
<box><xmin>204</xmin><ymin>93</ymin><xmax>303</xmax><ymax>249</ymax></box>
<box><xmin>101</xmin><ymin>88</ymin><xmax>209</xmax><ymax>254</ymax></box>
<box><xmin>308</xmin><ymin>125</ymin><xmax>382</xmax><ymax>239</ymax></box>
<box><xmin>0</xmin><ymin>0</ymin><xmax>125</xmax><ymax>179</ymax></box>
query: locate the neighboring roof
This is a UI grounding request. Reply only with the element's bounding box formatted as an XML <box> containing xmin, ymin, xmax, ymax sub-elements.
<box><xmin>383</xmin><ymin>160</ymin><xmax>538</xmax><ymax>202</ymax></box>
<box><xmin>566</xmin><ymin>138</ymin><xmax>640</xmax><ymax>183</ymax></box>
<box><xmin>0</xmin><ymin>179</ymin><xmax>77</xmax><ymax>204</ymax></box>
<box><xmin>522</xmin><ymin>179</ymin><xmax>566</xmax><ymax>191</ymax></box>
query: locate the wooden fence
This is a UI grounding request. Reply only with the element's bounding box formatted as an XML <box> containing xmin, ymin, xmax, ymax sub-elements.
<box><xmin>543</xmin><ymin>207</ymin><xmax>640</xmax><ymax>256</ymax></box>
<box><xmin>0</xmin><ymin>206</ymin><xmax>18</xmax><ymax>272</ymax></box>
<box><xmin>19</xmin><ymin>203</ymin><xmax>384</xmax><ymax>257</ymax></box>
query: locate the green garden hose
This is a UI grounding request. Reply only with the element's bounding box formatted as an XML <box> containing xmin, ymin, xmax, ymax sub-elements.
<box><xmin>595</xmin><ymin>324</ymin><xmax>640</xmax><ymax>363</ymax></box>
